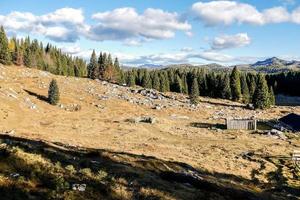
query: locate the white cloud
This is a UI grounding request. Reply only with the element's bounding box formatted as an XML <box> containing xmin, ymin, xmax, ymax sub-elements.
<box><xmin>192</xmin><ymin>1</ymin><xmax>264</xmax><ymax>26</ymax></box>
<box><xmin>0</xmin><ymin>8</ymin><xmax>85</xmax><ymax>42</ymax></box>
<box><xmin>110</xmin><ymin>50</ymin><xmax>236</xmax><ymax>66</ymax></box>
<box><xmin>180</xmin><ymin>47</ymin><xmax>194</xmax><ymax>52</ymax></box>
<box><xmin>291</xmin><ymin>7</ymin><xmax>300</xmax><ymax>23</ymax></box>
<box><xmin>262</xmin><ymin>7</ymin><xmax>290</xmax><ymax>23</ymax></box>
<box><xmin>0</xmin><ymin>7</ymin><xmax>191</xmax><ymax>44</ymax></box>
<box><xmin>211</xmin><ymin>33</ymin><xmax>251</xmax><ymax>50</ymax></box>
<box><xmin>190</xmin><ymin>51</ymin><xmax>234</xmax><ymax>63</ymax></box>
<box><xmin>88</xmin><ymin>7</ymin><xmax>191</xmax><ymax>41</ymax></box>
<box><xmin>60</xmin><ymin>44</ymin><xmax>82</xmax><ymax>55</ymax></box>
<box><xmin>192</xmin><ymin>1</ymin><xmax>300</xmax><ymax>26</ymax></box>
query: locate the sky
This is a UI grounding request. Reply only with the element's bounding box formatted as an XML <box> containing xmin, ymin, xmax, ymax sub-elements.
<box><xmin>0</xmin><ymin>0</ymin><xmax>300</xmax><ymax>66</ymax></box>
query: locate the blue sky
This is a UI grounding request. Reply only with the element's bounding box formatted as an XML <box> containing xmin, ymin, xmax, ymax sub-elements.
<box><xmin>0</xmin><ymin>0</ymin><xmax>300</xmax><ymax>66</ymax></box>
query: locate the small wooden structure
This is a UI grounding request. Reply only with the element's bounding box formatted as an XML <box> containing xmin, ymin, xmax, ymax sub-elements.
<box><xmin>226</xmin><ymin>118</ymin><xmax>257</xmax><ymax>130</ymax></box>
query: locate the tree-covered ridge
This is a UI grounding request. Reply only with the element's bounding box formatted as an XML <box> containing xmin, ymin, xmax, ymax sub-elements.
<box><xmin>122</xmin><ymin>67</ymin><xmax>275</xmax><ymax>109</ymax></box>
<box><xmin>0</xmin><ymin>26</ymin><xmax>87</xmax><ymax>77</ymax></box>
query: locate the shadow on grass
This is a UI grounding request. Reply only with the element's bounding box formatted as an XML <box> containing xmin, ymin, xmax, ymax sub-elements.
<box><xmin>199</xmin><ymin>99</ymin><xmax>246</xmax><ymax>108</ymax></box>
<box><xmin>190</xmin><ymin>122</ymin><xmax>226</xmax><ymax>130</ymax></box>
<box><xmin>0</xmin><ymin>135</ymin><xmax>298</xmax><ymax>200</ymax></box>
<box><xmin>24</xmin><ymin>89</ymin><xmax>49</xmax><ymax>103</ymax></box>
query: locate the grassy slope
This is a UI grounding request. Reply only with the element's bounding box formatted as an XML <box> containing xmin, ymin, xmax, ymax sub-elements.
<box><xmin>0</xmin><ymin>65</ymin><xmax>298</xmax><ymax>199</ymax></box>
<box><xmin>0</xmin><ymin>135</ymin><xmax>298</xmax><ymax>200</ymax></box>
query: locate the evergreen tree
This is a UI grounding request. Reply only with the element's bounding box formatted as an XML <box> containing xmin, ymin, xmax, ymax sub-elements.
<box><xmin>142</xmin><ymin>71</ymin><xmax>152</xmax><ymax>88</ymax></box>
<box><xmin>152</xmin><ymin>72</ymin><xmax>160</xmax><ymax>91</ymax></box>
<box><xmin>221</xmin><ymin>74</ymin><xmax>231</xmax><ymax>99</ymax></box>
<box><xmin>13</xmin><ymin>41</ymin><xmax>23</xmax><ymax>66</ymax></box>
<box><xmin>181</xmin><ymin>74</ymin><xmax>189</xmax><ymax>94</ymax></box>
<box><xmin>247</xmin><ymin>74</ymin><xmax>256</xmax><ymax>102</ymax></box>
<box><xmin>0</xmin><ymin>26</ymin><xmax>11</xmax><ymax>64</ymax></box>
<box><xmin>268</xmin><ymin>86</ymin><xmax>276</xmax><ymax>106</ymax></box>
<box><xmin>114</xmin><ymin>57</ymin><xmax>120</xmax><ymax>71</ymax></box>
<box><xmin>174</xmin><ymin>75</ymin><xmax>183</xmax><ymax>93</ymax></box>
<box><xmin>98</xmin><ymin>52</ymin><xmax>105</xmax><ymax>79</ymax></box>
<box><xmin>159</xmin><ymin>72</ymin><xmax>170</xmax><ymax>92</ymax></box>
<box><xmin>230</xmin><ymin>67</ymin><xmax>242</xmax><ymax>101</ymax></box>
<box><xmin>88</xmin><ymin>50</ymin><xmax>97</xmax><ymax>79</ymax></box>
<box><xmin>253</xmin><ymin>74</ymin><xmax>270</xmax><ymax>109</ymax></box>
<box><xmin>48</xmin><ymin>79</ymin><xmax>60</xmax><ymax>105</ymax></box>
<box><xmin>126</xmin><ymin>71</ymin><xmax>135</xmax><ymax>87</ymax></box>
<box><xmin>189</xmin><ymin>78</ymin><xmax>200</xmax><ymax>105</ymax></box>
<box><xmin>23</xmin><ymin>47</ymin><xmax>33</xmax><ymax>67</ymax></box>
<box><xmin>241</xmin><ymin>75</ymin><xmax>250</xmax><ymax>103</ymax></box>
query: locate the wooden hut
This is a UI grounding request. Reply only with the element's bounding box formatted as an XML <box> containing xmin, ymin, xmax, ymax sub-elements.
<box><xmin>226</xmin><ymin>118</ymin><xmax>257</xmax><ymax>130</ymax></box>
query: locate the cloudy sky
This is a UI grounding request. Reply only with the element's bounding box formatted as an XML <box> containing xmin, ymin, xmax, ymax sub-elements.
<box><xmin>1</xmin><ymin>0</ymin><xmax>300</xmax><ymax>66</ymax></box>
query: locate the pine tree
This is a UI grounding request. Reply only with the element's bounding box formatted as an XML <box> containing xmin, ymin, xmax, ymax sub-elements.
<box><xmin>98</xmin><ymin>52</ymin><xmax>104</xmax><ymax>79</ymax></box>
<box><xmin>159</xmin><ymin>72</ymin><xmax>170</xmax><ymax>92</ymax></box>
<box><xmin>268</xmin><ymin>86</ymin><xmax>276</xmax><ymax>106</ymax></box>
<box><xmin>241</xmin><ymin>75</ymin><xmax>250</xmax><ymax>103</ymax></box>
<box><xmin>48</xmin><ymin>79</ymin><xmax>60</xmax><ymax>105</ymax></box>
<box><xmin>247</xmin><ymin>74</ymin><xmax>256</xmax><ymax>102</ymax></box>
<box><xmin>152</xmin><ymin>72</ymin><xmax>160</xmax><ymax>91</ymax></box>
<box><xmin>221</xmin><ymin>74</ymin><xmax>231</xmax><ymax>99</ymax></box>
<box><xmin>142</xmin><ymin>71</ymin><xmax>152</xmax><ymax>88</ymax></box>
<box><xmin>0</xmin><ymin>26</ymin><xmax>11</xmax><ymax>65</ymax></box>
<box><xmin>114</xmin><ymin>57</ymin><xmax>120</xmax><ymax>71</ymax></box>
<box><xmin>174</xmin><ymin>75</ymin><xmax>183</xmax><ymax>93</ymax></box>
<box><xmin>13</xmin><ymin>41</ymin><xmax>23</xmax><ymax>66</ymax></box>
<box><xmin>230</xmin><ymin>67</ymin><xmax>242</xmax><ymax>101</ymax></box>
<box><xmin>253</xmin><ymin>74</ymin><xmax>270</xmax><ymax>109</ymax></box>
<box><xmin>24</xmin><ymin>47</ymin><xmax>33</xmax><ymax>67</ymax></box>
<box><xmin>126</xmin><ymin>71</ymin><xmax>135</xmax><ymax>87</ymax></box>
<box><xmin>181</xmin><ymin>74</ymin><xmax>188</xmax><ymax>94</ymax></box>
<box><xmin>189</xmin><ymin>78</ymin><xmax>200</xmax><ymax>105</ymax></box>
<box><xmin>88</xmin><ymin>50</ymin><xmax>97</xmax><ymax>79</ymax></box>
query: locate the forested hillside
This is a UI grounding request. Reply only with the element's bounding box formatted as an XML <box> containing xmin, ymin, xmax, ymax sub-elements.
<box><xmin>0</xmin><ymin>26</ymin><xmax>87</xmax><ymax>77</ymax></box>
<box><xmin>0</xmin><ymin>25</ymin><xmax>299</xmax><ymax>109</ymax></box>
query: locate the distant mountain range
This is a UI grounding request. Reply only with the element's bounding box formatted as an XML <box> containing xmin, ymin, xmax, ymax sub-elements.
<box><xmin>251</xmin><ymin>57</ymin><xmax>300</xmax><ymax>68</ymax></box>
<box><xmin>124</xmin><ymin>57</ymin><xmax>300</xmax><ymax>73</ymax></box>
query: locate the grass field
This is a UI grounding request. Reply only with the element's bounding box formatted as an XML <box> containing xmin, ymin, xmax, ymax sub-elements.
<box><xmin>0</xmin><ymin>65</ymin><xmax>299</xmax><ymax>199</ymax></box>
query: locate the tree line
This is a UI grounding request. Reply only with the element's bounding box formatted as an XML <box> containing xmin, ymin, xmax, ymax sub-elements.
<box><xmin>266</xmin><ymin>71</ymin><xmax>300</xmax><ymax>97</ymax></box>
<box><xmin>0</xmin><ymin>26</ymin><xmax>86</xmax><ymax>77</ymax></box>
<box><xmin>87</xmin><ymin>50</ymin><xmax>121</xmax><ymax>83</ymax></box>
<box><xmin>121</xmin><ymin>67</ymin><xmax>275</xmax><ymax>109</ymax></box>
<box><xmin>0</xmin><ymin>25</ymin><xmax>293</xmax><ymax>110</ymax></box>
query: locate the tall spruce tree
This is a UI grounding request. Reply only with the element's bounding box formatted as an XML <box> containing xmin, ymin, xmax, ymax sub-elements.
<box><xmin>221</xmin><ymin>74</ymin><xmax>231</xmax><ymax>99</ymax></box>
<box><xmin>174</xmin><ymin>75</ymin><xmax>183</xmax><ymax>93</ymax></box>
<box><xmin>241</xmin><ymin>75</ymin><xmax>250</xmax><ymax>103</ymax></box>
<box><xmin>230</xmin><ymin>66</ymin><xmax>242</xmax><ymax>101</ymax></box>
<box><xmin>88</xmin><ymin>50</ymin><xmax>97</xmax><ymax>79</ymax></box>
<box><xmin>142</xmin><ymin>71</ymin><xmax>152</xmax><ymax>88</ymax></box>
<box><xmin>159</xmin><ymin>72</ymin><xmax>170</xmax><ymax>92</ymax></box>
<box><xmin>0</xmin><ymin>26</ymin><xmax>11</xmax><ymax>65</ymax></box>
<box><xmin>152</xmin><ymin>72</ymin><xmax>160</xmax><ymax>91</ymax></box>
<box><xmin>48</xmin><ymin>79</ymin><xmax>60</xmax><ymax>105</ymax></box>
<box><xmin>268</xmin><ymin>86</ymin><xmax>276</xmax><ymax>106</ymax></box>
<box><xmin>253</xmin><ymin>74</ymin><xmax>270</xmax><ymax>109</ymax></box>
<box><xmin>126</xmin><ymin>71</ymin><xmax>135</xmax><ymax>87</ymax></box>
<box><xmin>189</xmin><ymin>78</ymin><xmax>200</xmax><ymax>105</ymax></box>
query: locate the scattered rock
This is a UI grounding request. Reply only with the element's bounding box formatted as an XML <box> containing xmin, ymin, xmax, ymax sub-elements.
<box><xmin>267</xmin><ymin>129</ymin><xmax>287</xmax><ymax>140</ymax></box>
<box><xmin>72</xmin><ymin>184</ymin><xmax>86</xmax><ymax>192</ymax></box>
<box><xmin>127</xmin><ymin>116</ymin><xmax>157</xmax><ymax>124</ymax></box>
<box><xmin>10</xmin><ymin>173</ymin><xmax>20</xmax><ymax>178</ymax></box>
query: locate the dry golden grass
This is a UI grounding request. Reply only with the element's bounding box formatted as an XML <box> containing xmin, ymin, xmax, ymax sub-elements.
<box><xmin>0</xmin><ymin>65</ymin><xmax>299</xmax><ymax>199</ymax></box>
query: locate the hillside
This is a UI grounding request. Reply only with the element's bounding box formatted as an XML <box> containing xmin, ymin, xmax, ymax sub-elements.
<box><xmin>0</xmin><ymin>64</ymin><xmax>299</xmax><ymax>199</ymax></box>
